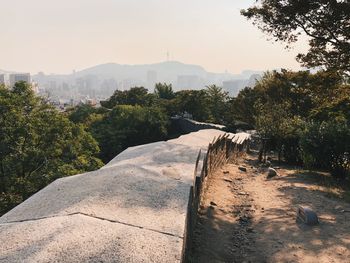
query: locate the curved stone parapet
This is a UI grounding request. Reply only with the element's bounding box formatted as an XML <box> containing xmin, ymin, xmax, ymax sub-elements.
<box><xmin>0</xmin><ymin>129</ymin><xmax>250</xmax><ymax>263</ymax></box>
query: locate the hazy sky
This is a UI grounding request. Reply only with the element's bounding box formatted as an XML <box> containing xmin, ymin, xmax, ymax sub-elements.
<box><xmin>1</xmin><ymin>0</ymin><xmax>308</xmax><ymax>74</ymax></box>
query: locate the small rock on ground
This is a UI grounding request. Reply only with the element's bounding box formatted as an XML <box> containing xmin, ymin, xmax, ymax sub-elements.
<box><xmin>239</xmin><ymin>166</ymin><xmax>247</xmax><ymax>172</ymax></box>
<box><xmin>267</xmin><ymin>168</ymin><xmax>277</xmax><ymax>178</ymax></box>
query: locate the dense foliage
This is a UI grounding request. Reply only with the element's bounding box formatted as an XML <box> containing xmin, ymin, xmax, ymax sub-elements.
<box><xmin>231</xmin><ymin>70</ymin><xmax>350</xmax><ymax>178</ymax></box>
<box><xmin>100</xmin><ymin>87</ymin><xmax>156</xmax><ymax>108</ymax></box>
<box><xmin>0</xmin><ymin>82</ymin><xmax>103</xmax><ymax>215</ymax></box>
<box><xmin>68</xmin><ymin>84</ymin><xmax>233</xmax><ymax>162</ymax></box>
<box><xmin>89</xmin><ymin>105</ymin><xmax>169</xmax><ymax>162</ymax></box>
<box><xmin>154</xmin><ymin>83</ymin><xmax>175</xmax><ymax>100</ymax></box>
<box><xmin>300</xmin><ymin>120</ymin><xmax>350</xmax><ymax>178</ymax></box>
<box><xmin>242</xmin><ymin>0</ymin><xmax>350</xmax><ymax>74</ymax></box>
<box><xmin>240</xmin><ymin>1</ymin><xmax>349</xmax><ymax>179</ymax></box>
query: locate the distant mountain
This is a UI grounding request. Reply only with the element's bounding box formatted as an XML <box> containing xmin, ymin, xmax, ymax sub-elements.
<box><xmin>73</xmin><ymin>61</ymin><xmax>209</xmax><ymax>82</ymax></box>
<box><xmin>15</xmin><ymin>61</ymin><xmax>264</xmax><ymax>99</ymax></box>
<box><xmin>32</xmin><ymin>61</ymin><xmax>263</xmax><ymax>83</ymax></box>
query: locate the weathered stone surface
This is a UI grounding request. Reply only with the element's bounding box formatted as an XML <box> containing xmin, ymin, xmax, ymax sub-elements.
<box><xmin>0</xmin><ymin>215</ymin><xmax>182</xmax><ymax>263</ymax></box>
<box><xmin>0</xmin><ymin>129</ymin><xmax>251</xmax><ymax>262</ymax></box>
<box><xmin>0</xmin><ymin>164</ymin><xmax>191</xmax><ymax>236</ymax></box>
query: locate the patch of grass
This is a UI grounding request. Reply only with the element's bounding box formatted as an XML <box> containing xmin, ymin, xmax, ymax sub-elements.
<box><xmin>250</xmin><ymin>153</ymin><xmax>350</xmax><ymax>204</ymax></box>
<box><xmin>304</xmin><ymin>170</ymin><xmax>350</xmax><ymax>203</ymax></box>
<box><xmin>294</xmin><ymin>169</ymin><xmax>332</xmax><ymax>184</ymax></box>
<box><xmin>294</xmin><ymin>169</ymin><xmax>350</xmax><ymax>203</ymax></box>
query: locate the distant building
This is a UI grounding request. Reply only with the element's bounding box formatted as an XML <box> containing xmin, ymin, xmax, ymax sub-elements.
<box><xmin>246</xmin><ymin>74</ymin><xmax>261</xmax><ymax>87</ymax></box>
<box><xmin>75</xmin><ymin>75</ymin><xmax>98</xmax><ymax>97</ymax></box>
<box><xmin>146</xmin><ymin>70</ymin><xmax>157</xmax><ymax>91</ymax></box>
<box><xmin>31</xmin><ymin>82</ymin><xmax>39</xmax><ymax>94</ymax></box>
<box><xmin>120</xmin><ymin>79</ymin><xmax>143</xmax><ymax>90</ymax></box>
<box><xmin>0</xmin><ymin>74</ymin><xmax>5</xmax><ymax>85</ymax></box>
<box><xmin>222</xmin><ymin>80</ymin><xmax>246</xmax><ymax>97</ymax></box>
<box><xmin>48</xmin><ymin>80</ymin><xmax>57</xmax><ymax>90</ymax></box>
<box><xmin>222</xmin><ymin>74</ymin><xmax>261</xmax><ymax>97</ymax></box>
<box><xmin>101</xmin><ymin>79</ymin><xmax>118</xmax><ymax>97</ymax></box>
<box><xmin>9</xmin><ymin>73</ymin><xmax>31</xmax><ymax>87</ymax></box>
<box><xmin>177</xmin><ymin>75</ymin><xmax>200</xmax><ymax>90</ymax></box>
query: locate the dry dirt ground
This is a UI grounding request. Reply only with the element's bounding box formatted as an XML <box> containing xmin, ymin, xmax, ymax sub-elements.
<box><xmin>190</xmin><ymin>155</ymin><xmax>350</xmax><ymax>263</ymax></box>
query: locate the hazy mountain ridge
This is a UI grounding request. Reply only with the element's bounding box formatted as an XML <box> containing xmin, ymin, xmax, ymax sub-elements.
<box><xmin>31</xmin><ymin>61</ymin><xmax>262</xmax><ymax>84</ymax></box>
<box><xmin>3</xmin><ymin>61</ymin><xmax>263</xmax><ymax>99</ymax></box>
<box><xmin>76</xmin><ymin>61</ymin><xmax>208</xmax><ymax>79</ymax></box>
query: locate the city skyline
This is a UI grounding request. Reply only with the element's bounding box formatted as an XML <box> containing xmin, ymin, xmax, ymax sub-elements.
<box><xmin>1</xmin><ymin>0</ymin><xmax>308</xmax><ymax>75</ymax></box>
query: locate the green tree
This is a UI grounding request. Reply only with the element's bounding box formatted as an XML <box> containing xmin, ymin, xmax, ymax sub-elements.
<box><xmin>67</xmin><ymin>104</ymin><xmax>109</xmax><ymax>126</ymax></box>
<box><xmin>67</xmin><ymin>104</ymin><xmax>97</xmax><ymax>123</ymax></box>
<box><xmin>255</xmin><ymin>101</ymin><xmax>306</xmax><ymax>163</ymax></box>
<box><xmin>242</xmin><ymin>0</ymin><xmax>350</xmax><ymax>74</ymax></box>
<box><xmin>0</xmin><ymin>82</ymin><xmax>103</xmax><ymax>215</ymax></box>
<box><xmin>232</xmin><ymin>70</ymin><xmax>344</xmax><ymax>126</ymax></box>
<box><xmin>174</xmin><ymin>90</ymin><xmax>211</xmax><ymax>122</ymax></box>
<box><xmin>101</xmin><ymin>87</ymin><xmax>156</xmax><ymax>108</ymax></box>
<box><xmin>232</xmin><ymin>70</ymin><xmax>348</xmax><ymax>164</ymax></box>
<box><xmin>154</xmin><ymin>83</ymin><xmax>175</xmax><ymax>100</ymax></box>
<box><xmin>300</xmin><ymin>120</ymin><xmax>350</xmax><ymax>178</ymax></box>
<box><xmin>228</xmin><ymin>87</ymin><xmax>259</xmax><ymax>125</ymax></box>
<box><xmin>311</xmin><ymin>84</ymin><xmax>350</xmax><ymax>122</ymax></box>
<box><xmin>90</xmin><ymin>105</ymin><xmax>169</xmax><ymax>162</ymax></box>
<box><xmin>205</xmin><ymin>85</ymin><xmax>229</xmax><ymax>123</ymax></box>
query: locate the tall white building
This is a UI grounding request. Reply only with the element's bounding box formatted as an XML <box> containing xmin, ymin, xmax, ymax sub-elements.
<box><xmin>146</xmin><ymin>70</ymin><xmax>157</xmax><ymax>91</ymax></box>
<box><xmin>9</xmin><ymin>73</ymin><xmax>31</xmax><ymax>87</ymax></box>
<box><xmin>0</xmin><ymin>74</ymin><xmax>5</xmax><ymax>85</ymax></box>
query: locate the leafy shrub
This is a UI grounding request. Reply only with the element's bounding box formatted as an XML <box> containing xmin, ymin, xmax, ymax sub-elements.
<box><xmin>0</xmin><ymin>82</ymin><xmax>103</xmax><ymax>215</ymax></box>
<box><xmin>300</xmin><ymin>120</ymin><xmax>350</xmax><ymax>178</ymax></box>
<box><xmin>255</xmin><ymin>101</ymin><xmax>305</xmax><ymax>163</ymax></box>
<box><xmin>90</xmin><ymin>105</ymin><xmax>169</xmax><ymax>162</ymax></box>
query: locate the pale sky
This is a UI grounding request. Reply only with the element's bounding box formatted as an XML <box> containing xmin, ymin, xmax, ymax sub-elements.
<box><xmin>1</xmin><ymin>0</ymin><xmax>308</xmax><ymax>74</ymax></box>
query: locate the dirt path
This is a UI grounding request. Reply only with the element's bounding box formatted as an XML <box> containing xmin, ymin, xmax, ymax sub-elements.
<box><xmin>190</xmin><ymin>155</ymin><xmax>350</xmax><ymax>263</ymax></box>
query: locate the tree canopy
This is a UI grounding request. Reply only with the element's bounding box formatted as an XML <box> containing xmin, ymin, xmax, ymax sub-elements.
<box><xmin>100</xmin><ymin>87</ymin><xmax>156</xmax><ymax>108</ymax></box>
<box><xmin>154</xmin><ymin>83</ymin><xmax>175</xmax><ymax>100</ymax></box>
<box><xmin>206</xmin><ymin>85</ymin><xmax>229</xmax><ymax>123</ymax></box>
<box><xmin>231</xmin><ymin>70</ymin><xmax>350</xmax><ymax>177</ymax></box>
<box><xmin>89</xmin><ymin>105</ymin><xmax>169</xmax><ymax>162</ymax></box>
<box><xmin>0</xmin><ymin>82</ymin><xmax>103</xmax><ymax>215</ymax></box>
<box><xmin>242</xmin><ymin>0</ymin><xmax>350</xmax><ymax>74</ymax></box>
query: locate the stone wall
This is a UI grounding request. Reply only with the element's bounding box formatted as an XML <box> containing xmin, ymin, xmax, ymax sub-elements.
<box><xmin>0</xmin><ymin>129</ymin><xmax>250</xmax><ymax>263</ymax></box>
<box><xmin>182</xmin><ymin>133</ymin><xmax>250</xmax><ymax>262</ymax></box>
<box><xmin>171</xmin><ymin>117</ymin><xmax>226</xmax><ymax>134</ymax></box>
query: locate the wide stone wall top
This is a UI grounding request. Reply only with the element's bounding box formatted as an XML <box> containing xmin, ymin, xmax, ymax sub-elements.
<box><xmin>0</xmin><ymin>129</ymin><xmax>246</xmax><ymax>263</ymax></box>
